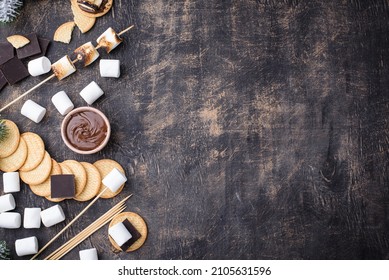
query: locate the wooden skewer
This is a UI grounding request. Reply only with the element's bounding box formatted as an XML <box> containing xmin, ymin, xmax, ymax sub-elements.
<box><xmin>0</xmin><ymin>25</ymin><xmax>135</xmax><ymax>113</ymax></box>
<box><xmin>0</xmin><ymin>74</ymin><xmax>55</xmax><ymax>113</ymax></box>
<box><xmin>46</xmin><ymin>196</ymin><xmax>130</xmax><ymax>259</ymax></box>
<box><xmin>30</xmin><ymin>187</ymin><xmax>113</xmax><ymax>260</ymax></box>
<box><xmin>47</xmin><ymin>204</ymin><xmax>127</xmax><ymax>260</ymax></box>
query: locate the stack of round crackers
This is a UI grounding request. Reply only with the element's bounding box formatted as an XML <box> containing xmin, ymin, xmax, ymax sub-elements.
<box><xmin>0</xmin><ymin>120</ymin><xmax>126</xmax><ymax>202</ymax></box>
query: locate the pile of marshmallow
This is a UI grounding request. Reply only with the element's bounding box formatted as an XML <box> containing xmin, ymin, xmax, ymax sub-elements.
<box><xmin>0</xmin><ymin>166</ymin><xmax>127</xmax><ymax>260</ymax></box>
<box><xmin>21</xmin><ymin>27</ymin><xmax>123</xmax><ymax>123</ymax></box>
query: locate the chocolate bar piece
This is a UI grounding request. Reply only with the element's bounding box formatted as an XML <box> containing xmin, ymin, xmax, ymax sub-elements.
<box><xmin>29</xmin><ymin>37</ymin><xmax>51</xmax><ymax>60</ymax></box>
<box><xmin>0</xmin><ymin>71</ymin><xmax>7</xmax><ymax>91</ymax></box>
<box><xmin>0</xmin><ymin>56</ymin><xmax>29</xmax><ymax>85</ymax></box>
<box><xmin>16</xmin><ymin>33</ymin><xmax>41</xmax><ymax>59</ymax></box>
<box><xmin>120</xmin><ymin>219</ymin><xmax>142</xmax><ymax>250</ymax></box>
<box><xmin>50</xmin><ymin>174</ymin><xmax>75</xmax><ymax>198</ymax></box>
<box><xmin>0</xmin><ymin>41</ymin><xmax>14</xmax><ymax>65</ymax></box>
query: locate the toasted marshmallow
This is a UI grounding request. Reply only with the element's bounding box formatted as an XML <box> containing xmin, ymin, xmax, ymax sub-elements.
<box><xmin>74</xmin><ymin>42</ymin><xmax>100</xmax><ymax>67</ymax></box>
<box><xmin>51</xmin><ymin>55</ymin><xmax>76</xmax><ymax>80</ymax></box>
<box><xmin>96</xmin><ymin>27</ymin><xmax>123</xmax><ymax>53</ymax></box>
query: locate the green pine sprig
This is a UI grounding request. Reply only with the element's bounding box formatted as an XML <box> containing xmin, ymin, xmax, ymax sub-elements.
<box><xmin>0</xmin><ymin>119</ymin><xmax>9</xmax><ymax>143</ymax></box>
<box><xmin>0</xmin><ymin>240</ymin><xmax>10</xmax><ymax>260</ymax></box>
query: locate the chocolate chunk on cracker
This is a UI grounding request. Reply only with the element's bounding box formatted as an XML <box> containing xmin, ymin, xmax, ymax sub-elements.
<box><xmin>51</xmin><ymin>174</ymin><xmax>75</xmax><ymax>199</ymax></box>
<box><xmin>0</xmin><ymin>56</ymin><xmax>29</xmax><ymax>85</ymax></box>
<box><xmin>16</xmin><ymin>33</ymin><xmax>41</xmax><ymax>59</ymax></box>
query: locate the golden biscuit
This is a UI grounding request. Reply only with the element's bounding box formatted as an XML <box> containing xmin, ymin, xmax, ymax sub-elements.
<box><xmin>20</xmin><ymin>151</ymin><xmax>52</xmax><ymax>185</ymax></box>
<box><xmin>108</xmin><ymin>212</ymin><xmax>148</xmax><ymax>252</ymax></box>
<box><xmin>61</xmin><ymin>160</ymin><xmax>86</xmax><ymax>197</ymax></box>
<box><xmin>19</xmin><ymin>132</ymin><xmax>45</xmax><ymax>171</ymax></box>
<box><xmin>74</xmin><ymin>162</ymin><xmax>101</xmax><ymax>201</ymax></box>
<box><xmin>0</xmin><ymin>136</ymin><xmax>27</xmax><ymax>172</ymax></box>
<box><xmin>30</xmin><ymin>159</ymin><xmax>62</xmax><ymax>197</ymax></box>
<box><xmin>0</xmin><ymin>120</ymin><xmax>20</xmax><ymax>158</ymax></box>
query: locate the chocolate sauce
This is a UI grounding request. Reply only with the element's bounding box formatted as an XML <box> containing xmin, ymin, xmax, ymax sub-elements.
<box><xmin>65</xmin><ymin>110</ymin><xmax>107</xmax><ymax>151</ymax></box>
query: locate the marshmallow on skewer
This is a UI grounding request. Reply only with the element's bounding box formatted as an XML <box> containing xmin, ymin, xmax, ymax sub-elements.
<box><xmin>0</xmin><ymin>212</ymin><xmax>21</xmax><ymax>228</ymax></box>
<box><xmin>24</xmin><ymin>208</ymin><xmax>41</xmax><ymax>229</ymax></box>
<box><xmin>109</xmin><ymin>222</ymin><xmax>132</xmax><ymax>247</ymax></box>
<box><xmin>51</xmin><ymin>91</ymin><xmax>74</xmax><ymax>115</ymax></box>
<box><xmin>100</xmin><ymin>59</ymin><xmax>120</xmax><ymax>78</ymax></box>
<box><xmin>96</xmin><ymin>27</ymin><xmax>123</xmax><ymax>53</ymax></box>
<box><xmin>74</xmin><ymin>42</ymin><xmax>100</xmax><ymax>67</ymax></box>
<box><xmin>0</xmin><ymin>193</ymin><xmax>16</xmax><ymax>213</ymax></box>
<box><xmin>21</xmin><ymin>99</ymin><xmax>46</xmax><ymax>123</ymax></box>
<box><xmin>79</xmin><ymin>81</ymin><xmax>104</xmax><ymax>105</ymax></box>
<box><xmin>3</xmin><ymin>172</ymin><xmax>20</xmax><ymax>193</ymax></box>
<box><xmin>15</xmin><ymin>236</ymin><xmax>39</xmax><ymax>257</ymax></box>
<box><xmin>102</xmin><ymin>168</ymin><xmax>127</xmax><ymax>193</ymax></box>
<box><xmin>79</xmin><ymin>248</ymin><xmax>98</xmax><ymax>260</ymax></box>
<box><xmin>41</xmin><ymin>204</ymin><xmax>66</xmax><ymax>227</ymax></box>
<box><xmin>51</xmin><ymin>55</ymin><xmax>76</xmax><ymax>80</ymax></box>
<box><xmin>28</xmin><ymin>56</ymin><xmax>52</xmax><ymax>77</ymax></box>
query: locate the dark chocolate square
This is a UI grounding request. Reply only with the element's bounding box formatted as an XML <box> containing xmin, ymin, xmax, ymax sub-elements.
<box><xmin>120</xmin><ymin>219</ymin><xmax>142</xmax><ymax>250</ymax></box>
<box><xmin>0</xmin><ymin>56</ymin><xmax>29</xmax><ymax>85</ymax></box>
<box><xmin>51</xmin><ymin>174</ymin><xmax>75</xmax><ymax>198</ymax></box>
<box><xmin>29</xmin><ymin>37</ymin><xmax>51</xmax><ymax>60</ymax></box>
<box><xmin>16</xmin><ymin>33</ymin><xmax>41</xmax><ymax>59</ymax></box>
<box><xmin>0</xmin><ymin>41</ymin><xmax>14</xmax><ymax>65</ymax></box>
<box><xmin>0</xmin><ymin>71</ymin><xmax>7</xmax><ymax>91</ymax></box>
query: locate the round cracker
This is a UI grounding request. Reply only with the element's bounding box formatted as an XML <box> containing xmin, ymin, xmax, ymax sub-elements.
<box><xmin>20</xmin><ymin>151</ymin><xmax>52</xmax><ymax>185</ymax></box>
<box><xmin>61</xmin><ymin>160</ymin><xmax>87</xmax><ymax>197</ymax></box>
<box><xmin>71</xmin><ymin>2</ymin><xmax>96</xmax><ymax>33</ymax></box>
<box><xmin>0</xmin><ymin>120</ymin><xmax>20</xmax><ymax>158</ymax></box>
<box><xmin>71</xmin><ymin>0</ymin><xmax>113</xmax><ymax>18</ymax></box>
<box><xmin>93</xmin><ymin>159</ymin><xmax>126</xmax><ymax>199</ymax></box>
<box><xmin>19</xmin><ymin>132</ymin><xmax>45</xmax><ymax>172</ymax></box>
<box><xmin>30</xmin><ymin>159</ymin><xmax>62</xmax><ymax>197</ymax></box>
<box><xmin>0</xmin><ymin>136</ymin><xmax>27</xmax><ymax>172</ymax></box>
<box><xmin>108</xmin><ymin>212</ymin><xmax>148</xmax><ymax>252</ymax></box>
<box><xmin>54</xmin><ymin>21</ymin><xmax>76</xmax><ymax>44</ymax></box>
<box><xmin>74</xmin><ymin>162</ymin><xmax>101</xmax><ymax>202</ymax></box>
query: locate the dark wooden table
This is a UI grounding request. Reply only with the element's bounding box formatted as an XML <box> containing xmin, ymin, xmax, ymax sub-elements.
<box><xmin>0</xmin><ymin>0</ymin><xmax>388</xmax><ymax>260</ymax></box>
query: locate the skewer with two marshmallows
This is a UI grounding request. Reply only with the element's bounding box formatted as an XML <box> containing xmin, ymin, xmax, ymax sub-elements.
<box><xmin>0</xmin><ymin>25</ymin><xmax>134</xmax><ymax>113</ymax></box>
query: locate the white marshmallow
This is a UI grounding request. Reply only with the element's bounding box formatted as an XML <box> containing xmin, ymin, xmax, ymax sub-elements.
<box><xmin>28</xmin><ymin>56</ymin><xmax>51</xmax><ymax>76</ymax></box>
<box><xmin>74</xmin><ymin>42</ymin><xmax>100</xmax><ymax>67</ymax></box>
<box><xmin>40</xmin><ymin>204</ymin><xmax>65</xmax><ymax>227</ymax></box>
<box><xmin>3</xmin><ymin>172</ymin><xmax>20</xmax><ymax>193</ymax></box>
<box><xmin>102</xmin><ymin>168</ymin><xmax>127</xmax><ymax>193</ymax></box>
<box><xmin>21</xmin><ymin>99</ymin><xmax>46</xmax><ymax>123</ymax></box>
<box><xmin>51</xmin><ymin>91</ymin><xmax>74</xmax><ymax>115</ymax></box>
<box><xmin>15</xmin><ymin>236</ymin><xmax>38</xmax><ymax>257</ymax></box>
<box><xmin>0</xmin><ymin>212</ymin><xmax>21</xmax><ymax>228</ymax></box>
<box><xmin>96</xmin><ymin>27</ymin><xmax>123</xmax><ymax>53</ymax></box>
<box><xmin>23</xmin><ymin>208</ymin><xmax>41</xmax><ymax>229</ymax></box>
<box><xmin>0</xmin><ymin>193</ymin><xmax>16</xmax><ymax>213</ymax></box>
<box><xmin>79</xmin><ymin>81</ymin><xmax>104</xmax><ymax>105</ymax></box>
<box><xmin>99</xmin><ymin>59</ymin><xmax>120</xmax><ymax>78</ymax></box>
<box><xmin>51</xmin><ymin>55</ymin><xmax>76</xmax><ymax>80</ymax></box>
<box><xmin>79</xmin><ymin>248</ymin><xmax>98</xmax><ymax>260</ymax></box>
<box><xmin>109</xmin><ymin>222</ymin><xmax>132</xmax><ymax>247</ymax></box>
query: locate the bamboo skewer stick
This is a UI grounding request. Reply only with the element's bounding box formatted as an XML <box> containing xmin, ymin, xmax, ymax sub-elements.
<box><xmin>47</xmin><ymin>204</ymin><xmax>127</xmax><ymax>260</ymax></box>
<box><xmin>0</xmin><ymin>74</ymin><xmax>55</xmax><ymax>113</ymax></box>
<box><xmin>31</xmin><ymin>186</ymin><xmax>112</xmax><ymax>260</ymax></box>
<box><xmin>46</xmin><ymin>199</ymin><xmax>128</xmax><ymax>260</ymax></box>
<box><xmin>0</xmin><ymin>25</ymin><xmax>134</xmax><ymax>113</ymax></box>
<box><xmin>46</xmin><ymin>195</ymin><xmax>131</xmax><ymax>260</ymax></box>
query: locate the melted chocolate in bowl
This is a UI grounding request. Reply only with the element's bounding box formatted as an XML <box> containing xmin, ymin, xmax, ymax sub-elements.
<box><xmin>65</xmin><ymin>110</ymin><xmax>108</xmax><ymax>151</ymax></box>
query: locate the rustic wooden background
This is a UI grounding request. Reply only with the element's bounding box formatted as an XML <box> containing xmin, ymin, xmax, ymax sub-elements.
<box><xmin>0</xmin><ymin>0</ymin><xmax>388</xmax><ymax>260</ymax></box>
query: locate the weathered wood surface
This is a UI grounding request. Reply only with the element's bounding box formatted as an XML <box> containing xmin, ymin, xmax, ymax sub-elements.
<box><xmin>0</xmin><ymin>0</ymin><xmax>388</xmax><ymax>260</ymax></box>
